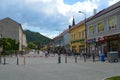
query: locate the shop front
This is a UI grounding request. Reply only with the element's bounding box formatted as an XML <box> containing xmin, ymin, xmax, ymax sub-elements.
<box><xmin>96</xmin><ymin>36</ymin><xmax>107</xmax><ymax>57</ymax></box>
<box><xmin>87</xmin><ymin>38</ymin><xmax>96</xmax><ymax>56</ymax></box>
<box><xmin>105</xmin><ymin>34</ymin><xmax>120</xmax><ymax>57</ymax></box>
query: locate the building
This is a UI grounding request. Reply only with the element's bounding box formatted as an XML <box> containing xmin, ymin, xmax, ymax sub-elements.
<box><xmin>0</xmin><ymin>17</ymin><xmax>27</xmax><ymax>51</ymax></box>
<box><xmin>70</xmin><ymin>20</ymin><xmax>86</xmax><ymax>54</ymax></box>
<box><xmin>22</xmin><ymin>33</ymin><xmax>27</xmax><ymax>51</ymax></box>
<box><xmin>61</xmin><ymin>29</ymin><xmax>70</xmax><ymax>51</ymax></box>
<box><xmin>86</xmin><ymin>1</ymin><xmax>120</xmax><ymax>57</ymax></box>
<box><xmin>53</xmin><ymin>29</ymin><xmax>70</xmax><ymax>52</ymax></box>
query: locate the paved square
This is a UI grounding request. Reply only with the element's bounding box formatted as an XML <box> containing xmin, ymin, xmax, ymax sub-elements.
<box><xmin>0</xmin><ymin>52</ymin><xmax>120</xmax><ymax>80</ymax></box>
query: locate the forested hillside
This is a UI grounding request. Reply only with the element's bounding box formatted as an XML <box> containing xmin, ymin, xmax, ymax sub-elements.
<box><xmin>24</xmin><ymin>30</ymin><xmax>52</xmax><ymax>48</ymax></box>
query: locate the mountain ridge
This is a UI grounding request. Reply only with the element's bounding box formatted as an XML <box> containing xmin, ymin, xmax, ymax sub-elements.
<box><xmin>24</xmin><ymin>30</ymin><xmax>52</xmax><ymax>48</ymax></box>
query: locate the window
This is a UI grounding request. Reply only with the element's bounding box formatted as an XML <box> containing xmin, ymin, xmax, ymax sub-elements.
<box><xmin>73</xmin><ymin>34</ymin><xmax>75</xmax><ymax>40</ymax></box>
<box><xmin>71</xmin><ymin>34</ymin><xmax>74</xmax><ymax>41</ymax></box>
<box><xmin>98</xmin><ymin>21</ymin><xmax>104</xmax><ymax>33</ymax></box>
<box><xmin>79</xmin><ymin>32</ymin><xmax>81</xmax><ymax>39</ymax></box>
<box><xmin>89</xmin><ymin>25</ymin><xmax>94</xmax><ymax>35</ymax></box>
<box><xmin>108</xmin><ymin>16</ymin><xmax>117</xmax><ymax>30</ymax></box>
<box><xmin>81</xmin><ymin>31</ymin><xmax>84</xmax><ymax>39</ymax></box>
<box><xmin>109</xmin><ymin>40</ymin><xmax>118</xmax><ymax>51</ymax></box>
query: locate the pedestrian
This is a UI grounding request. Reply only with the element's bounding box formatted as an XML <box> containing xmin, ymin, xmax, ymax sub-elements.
<box><xmin>92</xmin><ymin>52</ymin><xmax>95</xmax><ymax>62</ymax></box>
<box><xmin>57</xmin><ymin>49</ymin><xmax>61</xmax><ymax>56</ymax></box>
<box><xmin>81</xmin><ymin>51</ymin><xmax>83</xmax><ymax>57</ymax></box>
<box><xmin>44</xmin><ymin>50</ymin><xmax>48</xmax><ymax>57</ymax></box>
<box><xmin>37</xmin><ymin>50</ymin><xmax>39</xmax><ymax>54</ymax></box>
<box><xmin>82</xmin><ymin>50</ymin><xmax>86</xmax><ymax>62</ymax></box>
<box><xmin>72</xmin><ymin>48</ymin><xmax>77</xmax><ymax>56</ymax></box>
<box><xmin>67</xmin><ymin>49</ymin><xmax>71</xmax><ymax>56</ymax></box>
<box><xmin>98</xmin><ymin>50</ymin><xmax>101</xmax><ymax>60</ymax></box>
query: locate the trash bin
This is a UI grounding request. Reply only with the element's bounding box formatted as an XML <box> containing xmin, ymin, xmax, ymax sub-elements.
<box><xmin>100</xmin><ymin>54</ymin><xmax>105</xmax><ymax>62</ymax></box>
<box><xmin>107</xmin><ymin>51</ymin><xmax>118</xmax><ymax>63</ymax></box>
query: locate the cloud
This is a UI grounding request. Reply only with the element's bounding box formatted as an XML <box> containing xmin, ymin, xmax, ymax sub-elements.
<box><xmin>109</xmin><ymin>0</ymin><xmax>120</xmax><ymax>5</ymax></box>
<box><xmin>0</xmin><ymin>0</ymin><xmax>116</xmax><ymax>38</ymax></box>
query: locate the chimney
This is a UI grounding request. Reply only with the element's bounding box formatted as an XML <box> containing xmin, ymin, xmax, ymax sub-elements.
<box><xmin>93</xmin><ymin>9</ymin><xmax>97</xmax><ymax>15</ymax></box>
<box><xmin>69</xmin><ymin>25</ymin><xmax>71</xmax><ymax>29</ymax></box>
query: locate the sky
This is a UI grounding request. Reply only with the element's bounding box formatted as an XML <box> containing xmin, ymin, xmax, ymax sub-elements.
<box><xmin>0</xmin><ymin>0</ymin><xmax>120</xmax><ymax>39</ymax></box>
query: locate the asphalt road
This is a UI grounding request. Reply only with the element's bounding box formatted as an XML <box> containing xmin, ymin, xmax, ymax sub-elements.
<box><xmin>0</xmin><ymin>51</ymin><xmax>120</xmax><ymax>80</ymax></box>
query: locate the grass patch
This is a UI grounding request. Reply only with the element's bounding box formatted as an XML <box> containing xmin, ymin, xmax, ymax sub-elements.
<box><xmin>105</xmin><ymin>76</ymin><xmax>120</xmax><ymax>80</ymax></box>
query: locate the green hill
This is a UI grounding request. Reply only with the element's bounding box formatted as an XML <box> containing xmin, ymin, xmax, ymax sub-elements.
<box><xmin>24</xmin><ymin>30</ymin><xmax>52</xmax><ymax>48</ymax></box>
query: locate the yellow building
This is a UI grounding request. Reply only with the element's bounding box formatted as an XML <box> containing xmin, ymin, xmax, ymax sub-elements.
<box><xmin>70</xmin><ymin>21</ymin><xmax>86</xmax><ymax>54</ymax></box>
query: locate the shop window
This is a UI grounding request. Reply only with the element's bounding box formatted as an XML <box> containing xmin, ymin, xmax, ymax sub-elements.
<box><xmin>108</xmin><ymin>16</ymin><xmax>117</xmax><ymax>30</ymax></box>
<box><xmin>109</xmin><ymin>40</ymin><xmax>118</xmax><ymax>51</ymax></box>
<box><xmin>97</xmin><ymin>21</ymin><xmax>104</xmax><ymax>33</ymax></box>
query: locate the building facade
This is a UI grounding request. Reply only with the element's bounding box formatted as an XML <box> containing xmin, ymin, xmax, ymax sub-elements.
<box><xmin>86</xmin><ymin>1</ymin><xmax>120</xmax><ymax>57</ymax></box>
<box><xmin>53</xmin><ymin>29</ymin><xmax>70</xmax><ymax>52</ymax></box>
<box><xmin>61</xmin><ymin>29</ymin><xmax>70</xmax><ymax>51</ymax></box>
<box><xmin>70</xmin><ymin>21</ymin><xmax>86</xmax><ymax>54</ymax></box>
<box><xmin>0</xmin><ymin>17</ymin><xmax>27</xmax><ymax>51</ymax></box>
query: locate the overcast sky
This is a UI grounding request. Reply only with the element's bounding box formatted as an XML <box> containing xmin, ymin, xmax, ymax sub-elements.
<box><xmin>0</xmin><ymin>0</ymin><xmax>119</xmax><ymax>38</ymax></box>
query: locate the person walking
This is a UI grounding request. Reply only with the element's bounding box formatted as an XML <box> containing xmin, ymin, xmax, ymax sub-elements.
<box><xmin>44</xmin><ymin>50</ymin><xmax>48</xmax><ymax>57</ymax></box>
<box><xmin>82</xmin><ymin>50</ymin><xmax>86</xmax><ymax>62</ymax></box>
<box><xmin>72</xmin><ymin>48</ymin><xmax>77</xmax><ymax>56</ymax></box>
<box><xmin>92</xmin><ymin>51</ymin><xmax>95</xmax><ymax>62</ymax></box>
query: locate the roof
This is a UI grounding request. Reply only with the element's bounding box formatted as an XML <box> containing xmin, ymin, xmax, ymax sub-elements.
<box><xmin>60</xmin><ymin>29</ymin><xmax>69</xmax><ymax>36</ymax></box>
<box><xmin>53</xmin><ymin>29</ymin><xmax>69</xmax><ymax>40</ymax></box>
<box><xmin>0</xmin><ymin>17</ymin><xmax>25</xmax><ymax>34</ymax></box>
<box><xmin>88</xmin><ymin>1</ymin><xmax>120</xmax><ymax>21</ymax></box>
<box><xmin>0</xmin><ymin>17</ymin><xmax>21</xmax><ymax>25</ymax></box>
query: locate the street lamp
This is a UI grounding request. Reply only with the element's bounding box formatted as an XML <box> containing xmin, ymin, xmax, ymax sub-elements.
<box><xmin>0</xmin><ymin>34</ymin><xmax>2</xmax><ymax>63</ymax></box>
<box><xmin>78</xmin><ymin>11</ymin><xmax>87</xmax><ymax>56</ymax></box>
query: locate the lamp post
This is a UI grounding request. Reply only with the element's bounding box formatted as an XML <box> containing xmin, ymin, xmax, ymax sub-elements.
<box><xmin>0</xmin><ymin>34</ymin><xmax>2</xmax><ymax>63</ymax></box>
<box><xmin>78</xmin><ymin>11</ymin><xmax>87</xmax><ymax>61</ymax></box>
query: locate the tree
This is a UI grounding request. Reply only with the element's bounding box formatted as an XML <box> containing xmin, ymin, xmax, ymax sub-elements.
<box><xmin>0</xmin><ymin>38</ymin><xmax>19</xmax><ymax>55</ymax></box>
<box><xmin>28</xmin><ymin>42</ymin><xmax>36</xmax><ymax>49</ymax></box>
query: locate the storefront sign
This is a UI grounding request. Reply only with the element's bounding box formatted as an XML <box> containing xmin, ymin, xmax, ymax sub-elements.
<box><xmin>87</xmin><ymin>38</ymin><xmax>96</xmax><ymax>43</ymax></box>
<box><xmin>98</xmin><ymin>37</ymin><xmax>104</xmax><ymax>42</ymax></box>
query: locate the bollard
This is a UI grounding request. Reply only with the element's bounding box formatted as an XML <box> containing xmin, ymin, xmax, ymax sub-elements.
<box><xmin>65</xmin><ymin>55</ymin><xmax>67</xmax><ymax>63</ymax></box>
<box><xmin>83</xmin><ymin>54</ymin><xmax>86</xmax><ymax>62</ymax></box>
<box><xmin>3</xmin><ymin>56</ymin><xmax>6</xmax><ymax>65</ymax></box>
<box><xmin>75</xmin><ymin>55</ymin><xmax>77</xmax><ymax>63</ymax></box>
<box><xmin>92</xmin><ymin>56</ymin><xmax>95</xmax><ymax>62</ymax></box>
<box><xmin>24</xmin><ymin>57</ymin><xmax>26</xmax><ymax>65</ymax></box>
<box><xmin>0</xmin><ymin>55</ymin><xmax>1</xmax><ymax>63</ymax></box>
<box><xmin>58</xmin><ymin>55</ymin><xmax>61</xmax><ymax>64</ymax></box>
<box><xmin>17</xmin><ymin>57</ymin><xmax>19</xmax><ymax>65</ymax></box>
<box><xmin>83</xmin><ymin>55</ymin><xmax>86</xmax><ymax>62</ymax></box>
